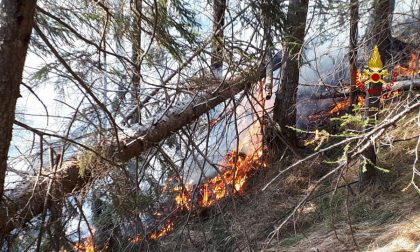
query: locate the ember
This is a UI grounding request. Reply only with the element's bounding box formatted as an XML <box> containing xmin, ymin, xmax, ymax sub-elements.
<box><xmin>129</xmin><ymin>84</ymin><xmax>269</xmax><ymax>244</ymax></box>
<box><xmin>73</xmin><ymin>229</ymin><xmax>96</xmax><ymax>252</ymax></box>
<box><xmin>128</xmin><ymin>235</ymin><xmax>143</xmax><ymax>245</ymax></box>
<box><xmin>150</xmin><ymin>222</ymin><xmax>175</xmax><ymax>240</ymax></box>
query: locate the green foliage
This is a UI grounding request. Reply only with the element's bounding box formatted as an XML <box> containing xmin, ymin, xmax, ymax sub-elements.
<box><xmin>361</xmin><ymin>156</ymin><xmax>390</xmax><ymax>174</ymax></box>
<box><xmin>78</xmin><ymin>150</ymin><xmax>97</xmax><ymax>177</ymax></box>
<box><xmin>30</xmin><ymin>64</ymin><xmax>52</xmax><ymax>81</ymax></box>
<box><xmin>147</xmin><ymin>0</ymin><xmax>200</xmax><ymax>61</ymax></box>
<box><xmin>330</xmin><ymin>113</ymin><xmax>368</xmax><ymax>131</ymax></box>
<box><xmin>78</xmin><ymin>146</ymin><xmax>110</xmax><ymax>177</ymax></box>
<box><xmin>259</xmin><ymin>0</ymin><xmax>287</xmax><ymax>35</ymax></box>
<box><xmin>304</xmin><ymin>129</ymin><xmax>330</xmax><ymax>151</ymax></box>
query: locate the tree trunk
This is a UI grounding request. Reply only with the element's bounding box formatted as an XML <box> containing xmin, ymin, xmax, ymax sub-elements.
<box><xmin>0</xmin><ymin>0</ymin><xmax>37</xmax><ymax>200</ymax></box>
<box><xmin>361</xmin><ymin>0</ymin><xmax>395</xmax><ymax>188</ymax></box>
<box><xmin>360</xmin><ymin>82</ymin><xmax>381</xmax><ymax>190</ymax></box>
<box><xmin>114</xmin><ymin>75</ymin><xmax>255</xmax><ymax>161</ymax></box>
<box><xmin>131</xmin><ymin>0</ymin><xmax>143</xmax><ymax>124</ymax></box>
<box><xmin>371</xmin><ymin>0</ymin><xmax>392</xmax><ymax>65</ymax></box>
<box><xmin>359</xmin><ymin>46</ymin><xmax>385</xmax><ymax>190</ymax></box>
<box><xmin>0</xmin><ymin>160</ymin><xmax>88</xmax><ymax>241</ymax></box>
<box><xmin>348</xmin><ymin>0</ymin><xmax>359</xmax><ymax>111</ymax></box>
<box><xmin>263</xmin><ymin>0</ymin><xmax>274</xmax><ymax>100</ymax></box>
<box><xmin>273</xmin><ymin>0</ymin><xmax>309</xmax><ymax>144</ymax></box>
<box><xmin>211</xmin><ymin>0</ymin><xmax>226</xmax><ymax>77</ymax></box>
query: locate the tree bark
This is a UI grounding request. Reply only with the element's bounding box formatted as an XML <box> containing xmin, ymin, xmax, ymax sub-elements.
<box><xmin>263</xmin><ymin>0</ymin><xmax>274</xmax><ymax>100</ymax></box>
<box><xmin>131</xmin><ymin>0</ymin><xmax>143</xmax><ymax>124</ymax></box>
<box><xmin>362</xmin><ymin>0</ymin><xmax>395</xmax><ymax>187</ymax></box>
<box><xmin>360</xmin><ymin>82</ymin><xmax>381</xmax><ymax>190</ymax></box>
<box><xmin>273</xmin><ymin>0</ymin><xmax>309</xmax><ymax>144</ymax></box>
<box><xmin>349</xmin><ymin>0</ymin><xmax>359</xmax><ymax>111</ymax></box>
<box><xmin>211</xmin><ymin>0</ymin><xmax>226</xmax><ymax>76</ymax></box>
<box><xmin>114</xmin><ymin>75</ymin><xmax>255</xmax><ymax>161</ymax></box>
<box><xmin>371</xmin><ymin>0</ymin><xmax>392</xmax><ymax>65</ymax></box>
<box><xmin>0</xmin><ymin>160</ymin><xmax>88</xmax><ymax>241</ymax></box>
<box><xmin>0</xmin><ymin>0</ymin><xmax>37</xmax><ymax>200</ymax></box>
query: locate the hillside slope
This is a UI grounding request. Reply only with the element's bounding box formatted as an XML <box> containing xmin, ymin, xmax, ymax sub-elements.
<box><xmin>157</xmin><ymin>93</ymin><xmax>420</xmax><ymax>252</ymax></box>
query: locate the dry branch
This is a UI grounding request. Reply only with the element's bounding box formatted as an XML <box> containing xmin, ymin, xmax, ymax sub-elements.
<box><xmin>0</xmin><ymin>73</ymin><xmax>258</xmax><ymax>240</ymax></box>
<box><xmin>0</xmin><ymin>160</ymin><xmax>87</xmax><ymax>240</ymax></box>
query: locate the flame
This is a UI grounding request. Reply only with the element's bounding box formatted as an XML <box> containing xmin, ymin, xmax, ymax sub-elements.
<box><xmin>126</xmin><ymin>52</ymin><xmax>416</xmax><ymax>243</ymax></box>
<box><xmin>175</xmin><ymin>148</ymin><xmax>265</xmax><ymax>210</ymax></box>
<box><xmin>175</xmin><ymin>83</ymin><xmax>267</xmax><ymax>210</ymax></box>
<box><xmin>329</xmin><ymin>99</ymin><xmax>351</xmax><ymax>115</ymax></box>
<box><xmin>150</xmin><ymin>222</ymin><xmax>174</xmax><ymax>240</ymax></box>
<box><xmin>394</xmin><ymin>53</ymin><xmax>420</xmax><ymax>77</ymax></box>
<box><xmin>369</xmin><ymin>46</ymin><xmax>384</xmax><ymax>70</ymax></box>
<box><xmin>128</xmin><ymin>235</ymin><xmax>143</xmax><ymax>245</ymax></box>
<box><xmin>73</xmin><ymin>229</ymin><xmax>96</xmax><ymax>252</ymax></box>
<box><xmin>127</xmin><ymin>222</ymin><xmax>175</xmax><ymax>244</ymax></box>
<box><xmin>313</xmin><ymin>52</ymin><xmax>419</xmax><ymax>120</ymax></box>
<box><xmin>145</xmin><ymin>79</ymin><xmax>288</xmax><ymax>241</ymax></box>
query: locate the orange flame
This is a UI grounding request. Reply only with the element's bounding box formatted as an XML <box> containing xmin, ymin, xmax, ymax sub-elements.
<box><xmin>138</xmin><ymin>83</ymin><xmax>267</xmax><ymax>243</ymax></box>
<box><xmin>318</xmin><ymin>52</ymin><xmax>419</xmax><ymax>119</ymax></box>
<box><xmin>328</xmin><ymin>99</ymin><xmax>351</xmax><ymax>115</ymax></box>
<box><xmin>127</xmin><ymin>53</ymin><xmax>415</xmax><ymax>243</ymax></box>
<box><xmin>127</xmin><ymin>222</ymin><xmax>175</xmax><ymax>244</ymax></box>
<box><xmin>175</xmin><ymin>84</ymin><xmax>267</xmax><ymax>210</ymax></box>
<box><xmin>150</xmin><ymin>222</ymin><xmax>174</xmax><ymax>240</ymax></box>
<box><xmin>128</xmin><ymin>235</ymin><xmax>143</xmax><ymax>245</ymax></box>
<box><xmin>73</xmin><ymin>229</ymin><xmax>96</xmax><ymax>252</ymax></box>
<box><xmin>394</xmin><ymin>53</ymin><xmax>420</xmax><ymax>77</ymax></box>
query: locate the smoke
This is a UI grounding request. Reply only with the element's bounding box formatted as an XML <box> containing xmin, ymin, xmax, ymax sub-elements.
<box><xmin>296</xmin><ymin>37</ymin><xmax>350</xmax><ymax>128</ymax></box>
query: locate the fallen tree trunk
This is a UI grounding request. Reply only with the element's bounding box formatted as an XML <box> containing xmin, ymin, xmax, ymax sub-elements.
<box><xmin>115</xmin><ymin>74</ymin><xmax>256</xmax><ymax>161</ymax></box>
<box><xmin>391</xmin><ymin>79</ymin><xmax>420</xmax><ymax>91</ymax></box>
<box><xmin>0</xmin><ymin>161</ymin><xmax>87</xmax><ymax>241</ymax></box>
<box><xmin>0</xmin><ymin>72</ymin><xmax>258</xmax><ymax>240</ymax></box>
<box><xmin>305</xmin><ymin>78</ymin><xmax>420</xmax><ymax>100</ymax></box>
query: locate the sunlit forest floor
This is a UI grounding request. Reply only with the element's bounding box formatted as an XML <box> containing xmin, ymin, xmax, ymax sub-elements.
<box><xmin>157</xmin><ymin>92</ymin><xmax>420</xmax><ymax>252</ymax></box>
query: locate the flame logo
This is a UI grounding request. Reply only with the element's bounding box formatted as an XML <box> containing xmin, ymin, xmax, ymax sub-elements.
<box><xmin>368</xmin><ymin>46</ymin><xmax>383</xmax><ymax>70</ymax></box>
<box><xmin>363</xmin><ymin>45</ymin><xmax>388</xmax><ymax>85</ymax></box>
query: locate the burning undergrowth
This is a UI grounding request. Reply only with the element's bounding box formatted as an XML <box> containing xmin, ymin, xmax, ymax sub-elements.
<box><xmin>308</xmin><ymin>52</ymin><xmax>420</xmax><ymax>125</ymax></box>
<box><xmin>73</xmin><ymin>157</ymin><xmax>275</xmax><ymax>251</ymax></box>
<box><xmin>174</xmin><ymin>148</ymin><xmax>267</xmax><ymax>210</ymax></box>
<box><xmin>167</xmin><ymin>84</ymin><xmax>269</xmax><ymax>238</ymax></box>
<box><xmin>74</xmin><ymin>52</ymin><xmax>420</xmax><ymax>251</ymax></box>
<box><xmin>73</xmin><ymin>83</ymin><xmax>269</xmax><ymax>251</ymax></box>
<box><xmin>163</xmin><ymin>156</ymin><xmax>332</xmax><ymax>251</ymax></box>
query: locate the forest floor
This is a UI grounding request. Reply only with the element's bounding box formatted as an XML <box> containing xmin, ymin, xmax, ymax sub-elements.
<box><xmin>161</xmin><ymin>93</ymin><xmax>420</xmax><ymax>252</ymax></box>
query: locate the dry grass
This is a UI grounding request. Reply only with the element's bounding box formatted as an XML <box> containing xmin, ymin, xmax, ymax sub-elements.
<box><xmin>159</xmin><ymin>94</ymin><xmax>420</xmax><ymax>252</ymax></box>
<box><xmin>263</xmin><ymin>99</ymin><xmax>420</xmax><ymax>252</ymax></box>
